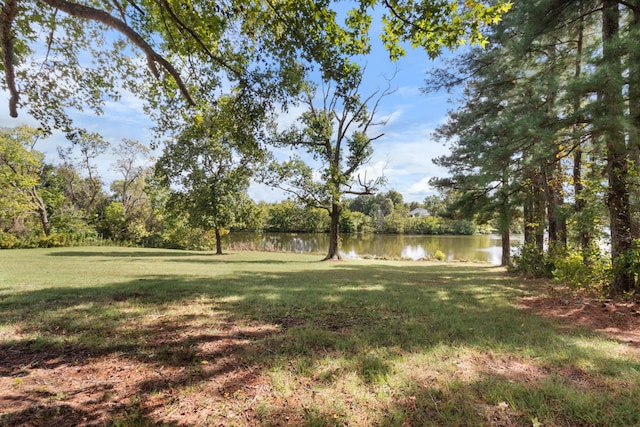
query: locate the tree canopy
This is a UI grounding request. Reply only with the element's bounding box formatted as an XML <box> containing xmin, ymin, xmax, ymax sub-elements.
<box><xmin>155</xmin><ymin>94</ymin><xmax>271</xmax><ymax>254</ymax></box>
<box><xmin>1</xmin><ymin>0</ymin><xmax>512</xmax><ymax>134</ymax></box>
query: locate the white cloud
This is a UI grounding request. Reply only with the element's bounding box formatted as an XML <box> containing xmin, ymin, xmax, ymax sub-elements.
<box><xmin>377</xmin><ymin>108</ymin><xmax>403</xmax><ymax>127</ymax></box>
<box><xmin>275</xmin><ymin>102</ymin><xmax>307</xmax><ymax>132</ymax></box>
<box><xmin>248</xmin><ymin>182</ymin><xmax>289</xmax><ymax>203</ymax></box>
<box><xmin>395</xmin><ymin>85</ymin><xmax>422</xmax><ymax>98</ymax></box>
<box><xmin>403</xmin><ymin>176</ymin><xmax>435</xmax><ymax>199</ymax></box>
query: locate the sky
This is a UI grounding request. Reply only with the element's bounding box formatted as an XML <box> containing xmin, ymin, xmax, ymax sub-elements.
<box><xmin>0</xmin><ymin>21</ymin><xmax>463</xmax><ymax>205</ymax></box>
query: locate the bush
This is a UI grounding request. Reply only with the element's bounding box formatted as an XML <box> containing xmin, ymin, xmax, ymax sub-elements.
<box><xmin>405</xmin><ymin>216</ymin><xmax>440</xmax><ymax>234</ymax></box>
<box><xmin>552</xmin><ymin>249</ymin><xmax>609</xmax><ymax>293</ymax></box>
<box><xmin>511</xmin><ymin>244</ymin><xmax>549</xmax><ymax>277</ymax></box>
<box><xmin>39</xmin><ymin>233</ymin><xmax>67</xmax><ymax>248</ymax></box>
<box><xmin>0</xmin><ymin>231</ymin><xmax>19</xmax><ymax>249</ymax></box>
<box><xmin>433</xmin><ymin>249</ymin><xmax>446</xmax><ymax>261</ymax></box>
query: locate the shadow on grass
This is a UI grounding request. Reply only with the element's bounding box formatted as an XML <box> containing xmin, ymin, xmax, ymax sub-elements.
<box><xmin>1</xmin><ymin>258</ymin><xmax>639</xmax><ymax>425</ymax></box>
<box><xmin>46</xmin><ymin>250</ymin><xmax>201</xmax><ymax>258</ymax></box>
<box><xmin>45</xmin><ymin>249</ymin><xmax>296</xmax><ymax>264</ymax></box>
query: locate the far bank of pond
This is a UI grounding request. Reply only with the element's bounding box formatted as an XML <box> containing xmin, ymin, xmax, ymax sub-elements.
<box><xmin>225</xmin><ymin>232</ymin><xmax>523</xmax><ymax>265</ymax></box>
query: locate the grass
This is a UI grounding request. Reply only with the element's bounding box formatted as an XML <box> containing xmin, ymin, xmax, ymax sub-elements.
<box><xmin>0</xmin><ymin>247</ymin><xmax>639</xmax><ymax>426</ymax></box>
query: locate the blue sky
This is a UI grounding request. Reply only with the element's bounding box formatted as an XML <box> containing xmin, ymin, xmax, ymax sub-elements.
<box><xmin>0</xmin><ymin>27</ymin><xmax>462</xmax><ymax>204</ymax></box>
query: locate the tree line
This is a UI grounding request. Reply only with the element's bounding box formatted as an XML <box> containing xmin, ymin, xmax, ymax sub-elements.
<box><xmin>0</xmin><ymin>125</ymin><xmax>480</xmax><ymax>252</ymax></box>
<box><xmin>430</xmin><ymin>0</ymin><xmax>640</xmax><ymax>296</ymax></box>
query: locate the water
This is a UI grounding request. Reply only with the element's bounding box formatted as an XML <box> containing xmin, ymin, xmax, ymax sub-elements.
<box><xmin>225</xmin><ymin>232</ymin><xmax>523</xmax><ymax>264</ymax></box>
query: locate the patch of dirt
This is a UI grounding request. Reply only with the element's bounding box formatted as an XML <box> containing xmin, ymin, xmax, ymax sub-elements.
<box><xmin>519</xmin><ymin>289</ymin><xmax>640</xmax><ymax>346</ymax></box>
<box><xmin>0</xmin><ymin>323</ymin><xmax>277</xmax><ymax>427</ymax></box>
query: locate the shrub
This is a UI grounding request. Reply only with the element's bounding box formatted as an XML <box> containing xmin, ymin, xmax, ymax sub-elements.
<box><xmin>552</xmin><ymin>250</ymin><xmax>609</xmax><ymax>293</ymax></box>
<box><xmin>511</xmin><ymin>244</ymin><xmax>549</xmax><ymax>277</ymax></box>
<box><xmin>39</xmin><ymin>233</ymin><xmax>67</xmax><ymax>248</ymax></box>
<box><xmin>0</xmin><ymin>231</ymin><xmax>19</xmax><ymax>249</ymax></box>
<box><xmin>433</xmin><ymin>249</ymin><xmax>446</xmax><ymax>261</ymax></box>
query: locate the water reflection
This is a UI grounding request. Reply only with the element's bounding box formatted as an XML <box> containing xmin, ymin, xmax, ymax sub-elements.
<box><xmin>400</xmin><ymin>245</ymin><xmax>426</xmax><ymax>260</ymax></box>
<box><xmin>226</xmin><ymin>232</ymin><xmax>523</xmax><ymax>265</ymax></box>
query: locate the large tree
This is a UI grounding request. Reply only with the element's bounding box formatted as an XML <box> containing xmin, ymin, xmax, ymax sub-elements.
<box><xmin>57</xmin><ymin>130</ymin><xmax>109</xmax><ymax>220</ymax></box>
<box><xmin>110</xmin><ymin>139</ymin><xmax>151</xmax><ymax>222</ymax></box>
<box><xmin>265</xmin><ymin>76</ymin><xmax>390</xmax><ymax>260</ymax></box>
<box><xmin>155</xmin><ymin>94</ymin><xmax>270</xmax><ymax>254</ymax></box>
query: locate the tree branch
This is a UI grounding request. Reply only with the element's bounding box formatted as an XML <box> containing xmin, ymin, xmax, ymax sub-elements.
<box><xmin>155</xmin><ymin>0</ymin><xmax>245</xmax><ymax>82</ymax></box>
<box><xmin>40</xmin><ymin>0</ymin><xmax>196</xmax><ymax>106</ymax></box>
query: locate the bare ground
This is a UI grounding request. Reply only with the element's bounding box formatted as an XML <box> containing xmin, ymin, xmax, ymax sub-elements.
<box><xmin>519</xmin><ymin>287</ymin><xmax>640</xmax><ymax>347</ymax></box>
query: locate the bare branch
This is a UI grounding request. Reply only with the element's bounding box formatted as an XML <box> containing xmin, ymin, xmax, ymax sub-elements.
<box><xmin>110</xmin><ymin>0</ymin><xmax>127</xmax><ymax>21</ymax></box>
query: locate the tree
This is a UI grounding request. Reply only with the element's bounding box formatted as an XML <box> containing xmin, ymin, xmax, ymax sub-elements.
<box><xmin>155</xmin><ymin>94</ymin><xmax>270</xmax><ymax>254</ymax></box>
<box><xmin>265</xmin><ymin>74</ymin><xmax>390</xmax><ymax>260</ymax></box>
<box><xmin>110</xmin><ymin>139</ymin><xmax>152</xmax><ymax>222</ymax></box>
<box><xmin>57</xmin><ymin>131</ymin><xmax>109</xmax><ymax>220</ymax></box>
<box><xmin>430</xmin><ymin>38</ymin><xmax>523</xmax><ymax>266</ymax></box>
<box><xmin>428</xmin><ymin>0</ymin><xmax>640</xmax><ymax>293</ymax></box>
<box><xmin>0</xmin><ymin>125</ymin><xmax>52</xmax><ymax>237</ymax></box>
<box><xmin>599</xmin><ymin>0</ymin><xmax>635</xmax><ymax>294</ymax></box>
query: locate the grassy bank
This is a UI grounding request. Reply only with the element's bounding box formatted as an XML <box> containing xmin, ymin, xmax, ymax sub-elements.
<box><xmin>1</xmin><ymin>247</ymin><xmax>639</xmax><ymax>426</ymax></box>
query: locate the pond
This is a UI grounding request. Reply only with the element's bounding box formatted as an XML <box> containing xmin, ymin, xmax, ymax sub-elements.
<box><xmin>224</xmin><ymin>232</ymin><xmax>524</xmax><ymax>265</ymax></box>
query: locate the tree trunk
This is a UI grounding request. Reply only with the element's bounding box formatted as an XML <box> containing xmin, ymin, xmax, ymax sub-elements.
<box><xmin>602</xmin><ymin>0</ymin><xmax>635</xmax><ymax>295</ymax></box>
<box><xmin>544</xmin><ymin>161</ymin><xmax>567</xmax><ymax>250</ymax></box>
<box><xmin>498</xmin><ymin>173</ymin><xmax>511</xmax><ymax>267</ymax></box>
<box><xmin>501</xmin><ymin>226</ymin><xmax>511</xmax><ymax>267</ymax></box>
<box><xmin>29</xmin><ymin>187</ymin><xmax>51</xmax><ymax>237</ymax></box>
<box><xmin>573</xmin><ymin>147</ymin><xmax>591</xmax><ymax>251</ymax></box>
<box><xmin>324</xmin><ymin>202</ymin><xmax>342</xmax><ymax>261</ymax></box>
<box><xmin>533</xmin><ymin>168</ymin><xmax>546</xmax><ymax>252</ymax></box>
<box><xmin>523</xmin><ymin>172</ymin><xmax>534</xmax><ymax>246</ymax></box>
<box><xmin>628</xmin><ymin>5</ymin><xmax>640</xmax><ymax>240</ymax></box>
<box><xmin>572</xmin><ymin>12</ymin><xmax>591</xmax><ymax>256</ymax></box>
<box><xmin>215</xmin><ymin>227</ymin><xmax>223</xmax><ymax>255</ymax></box>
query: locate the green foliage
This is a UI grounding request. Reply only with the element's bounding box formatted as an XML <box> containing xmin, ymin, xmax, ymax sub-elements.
<box><xmin>382</xmin><ymin>211</ymin><xmax>405</xmax><ymax>234</ymax></box>
<box><xmin>513</xmin><ymin>242</ymin><xmax>610</xmax><ymax>293</ymax></box>
<box><xmin>0</xmin><ymin>126</ymin><xmax>44</xmax><ymax>222</ymax></box>
<box><xmin>339</xmin><ymin>209</ymin><xmax>372</xmax><ymax>233</ymax></box>
<box><xmin>612</xmin><ymin>239</ymin><xmax>640</xmax><ymax>293</ymax></box>
<box><xmin>265</xmin><ymin>200</ymin><xmax>329</xmax><ymax>233</ymax></box>
<box><xmin>440</xmin><ymin>219</ymin><xmax>476</xmax><ymax>235</ymax></box>
<box><xmin>433</xmin><ymin>249</ymin><xmax>446</xmax><ymax>261</ymax></box>
<box><xmin>511</xmin><ymin>244</ymin><xmax>550</xmax><ymax>278</ymax></box>
<box><xmin>99</xmin><ymin>201</ymin><xmax>128</xmax><ymax>242</ymax></box>
<box><xmin>2</xmin><ymin>0</ymin><xmax>512</xmax><ymax>136</ymax></box>
<box><xmin>156</xmin><ymin>94</ymin><xmax>269</xmax><ymax>252</ymax></box>
<box><xmin>266</xmin><ymin>72</ymin><xmax>391</xmax><ymax>258</ymax></box>
<box><xmin>38</xmin><ymin>233</ymin><xmax>67</xmax><ymax>248</ymax></box>
<box><xmin>552</xmin><ymin>250</ymin><xmax>610</xmax><ymax>294</ymax></box>
<box><xmin>405</xmin><ymin>216</ymin><xmax>440</xmax><ymax>234</ymax></box>
<box><xmin>380</xmin><ymin>0</ymin><xmax>513</xmax><ymax>59</ymax></box>
<box><xmin>0</xmin><ymin>231</ymin><xmax>19</xmax><ymax>249</ymax></box>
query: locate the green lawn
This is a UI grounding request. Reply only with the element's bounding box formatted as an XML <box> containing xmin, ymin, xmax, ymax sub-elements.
<box><xmin>1</xmin><ymin>247</ymin><xmax>638</xmax><ymax>426</ymax></box>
